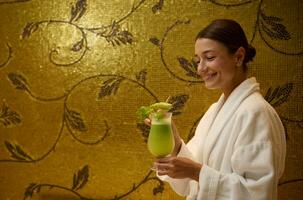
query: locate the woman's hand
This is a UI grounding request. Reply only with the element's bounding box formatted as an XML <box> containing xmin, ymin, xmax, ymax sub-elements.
<box><xmin>154</xmin><ymin>156</ymin><xmax>202</xmax><ymax>181</ymax></box>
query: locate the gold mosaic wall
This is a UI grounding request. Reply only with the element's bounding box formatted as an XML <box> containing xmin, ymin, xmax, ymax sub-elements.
<box><xmin>0</xmin><ymin>0</ymin><xmax>302</xmax><ymax>199</ymax></box>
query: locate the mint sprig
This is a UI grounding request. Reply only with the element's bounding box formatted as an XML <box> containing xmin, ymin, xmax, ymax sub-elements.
<box><xmin>137</xmin><ymin>106</ymin><xmax>153</xmax><ymax>121</ymax></box>
<box><xmin>137</xmin><ymin>101</ymin><xmax>172</xmax><ymax>121</ymax></box>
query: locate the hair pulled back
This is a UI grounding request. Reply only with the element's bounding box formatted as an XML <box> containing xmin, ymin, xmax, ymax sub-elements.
<box><xmin>196</xmin><ymin>19</ymin><xmax>256</xmax><ymax>71</ymax></box>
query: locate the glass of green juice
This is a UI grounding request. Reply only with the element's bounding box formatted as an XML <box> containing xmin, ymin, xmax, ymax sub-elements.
<box><xmin>147</xmin><ymin>112</ymin><xmax>175</xmax><ymax>158</ymax></box>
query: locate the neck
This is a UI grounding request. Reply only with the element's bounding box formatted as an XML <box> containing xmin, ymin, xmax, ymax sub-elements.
<box><xmin>223</xmin><ymin>73</ymin><xmax>247</xmax><ymax>101</ymax></box>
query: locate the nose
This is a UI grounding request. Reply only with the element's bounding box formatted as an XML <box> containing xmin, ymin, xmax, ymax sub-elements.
<box><xmin>197</xmin><ymin>60</ymin><xmax>207</xmax><ymax>75</ymax></box>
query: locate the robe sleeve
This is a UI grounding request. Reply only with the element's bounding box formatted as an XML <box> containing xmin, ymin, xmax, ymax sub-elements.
<box><xmin>197</xmin><ymin>108</ymin><xmax>285</xmax><ymax>200</ymax></box>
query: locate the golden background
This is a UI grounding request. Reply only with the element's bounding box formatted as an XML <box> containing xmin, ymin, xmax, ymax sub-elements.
<box><xmin>0</xmin><ymin>0</ymin><xmax>302</xmax><ymax>199</ymax></box>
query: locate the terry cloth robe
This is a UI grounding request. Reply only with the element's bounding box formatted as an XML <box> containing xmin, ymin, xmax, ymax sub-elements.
<box><xmin>158</xmin><ymin>77</ymin><xmax>286</xmax><ymax>200</ymax></box>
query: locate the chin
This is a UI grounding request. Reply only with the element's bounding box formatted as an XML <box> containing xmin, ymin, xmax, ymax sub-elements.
<box><xmin>203</xmin><ymin>74</ymin><xmax>220</xmax><ymax>89</ymax></box>
<box><xmin>204</xmin><ymin>84</ymin><xmax>218</xmax><ymax>90</ymax></box>
<box><xmin>204</xmin><ymin>80</ymin><xmax>219</xmax><ymax>90</ymax></box>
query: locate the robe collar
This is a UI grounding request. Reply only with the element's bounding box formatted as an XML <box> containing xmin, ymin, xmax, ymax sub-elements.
<box><xmin>202</xmin><ymin>77</ymin><xmax>260</xmax><ymax>164</ymax></box>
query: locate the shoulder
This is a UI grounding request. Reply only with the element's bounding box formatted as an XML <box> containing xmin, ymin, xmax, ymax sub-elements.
<box><xmin>236</xmin><ymin>92</ymin><xmax>277</xmax><ymax>118</ymax></box>
<box><xmin>233</xmin><ymin>92</ymin><xmax>284</xmax><ymax>143</ymax></box>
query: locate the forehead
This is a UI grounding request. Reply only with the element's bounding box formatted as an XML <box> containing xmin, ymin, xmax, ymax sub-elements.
<box><xmin>194</xmin><ymin>38</ymin><xmax>227</xmax><ymax>54</ymax></box>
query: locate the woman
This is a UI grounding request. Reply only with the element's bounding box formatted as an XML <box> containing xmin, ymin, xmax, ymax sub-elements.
<box><xmin>145</xmin><ymin>19</ymin><xmax>286</xmax><ymax>200</ymax></box>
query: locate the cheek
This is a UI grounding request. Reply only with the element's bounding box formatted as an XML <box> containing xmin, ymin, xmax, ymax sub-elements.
<box><xmin>208</xmin><ymin>59</ymin><xmax>226</xmax><ymax>71</ymax></box>
<box><xmin>215</xmin><ymin>58</ymin><xmax>236</xmax><ymax>73</ymax></box>
<box><xmin>208</xmin><ymin>60</ymin><xmax>222</xmax><ymax>69</ymax></box>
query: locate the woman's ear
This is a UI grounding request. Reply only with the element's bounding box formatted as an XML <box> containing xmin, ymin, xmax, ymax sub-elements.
<box><xmin>235</xmin><ymin>47</ymin><xmax>245</xmax><ymax>67</ymax></box>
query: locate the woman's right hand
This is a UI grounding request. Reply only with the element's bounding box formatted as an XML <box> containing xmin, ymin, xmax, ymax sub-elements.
<box><xmin>144</xmin><ymin>118</ymin><xmax>151</xmax><ymax>126</ymax></box>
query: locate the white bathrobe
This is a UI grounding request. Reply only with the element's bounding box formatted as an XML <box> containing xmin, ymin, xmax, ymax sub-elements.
<box><xmin>159</xmin><ymin>77</ymin><xmax>286</xmax><ymax>200</ymax></box>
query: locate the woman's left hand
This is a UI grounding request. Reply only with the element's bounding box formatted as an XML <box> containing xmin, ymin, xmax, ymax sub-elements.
<box><xmin>154</xmin><ymin>156</ymin><xmax>202</xmax><ymax>181</ymax></box>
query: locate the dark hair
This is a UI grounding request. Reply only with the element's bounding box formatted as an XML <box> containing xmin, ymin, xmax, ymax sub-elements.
<box><xmin>196</xmin><ymin>19</ymin><xmax>256</xmax><ymax>71</ymax></box>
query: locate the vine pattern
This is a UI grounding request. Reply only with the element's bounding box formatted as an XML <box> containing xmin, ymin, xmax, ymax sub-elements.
<box><xmin>149</xmin><ymin>19</ymin><xmax>203</xmax><ymax>84</ymax></box>
<box><xmin>0</xmin><ymin>0</ymin><xmax>30</xmax><ymax>5</ymax></box>
<box><xmin>21</xmin><ymin>0</ymin><xmax>145</xmax><ymax>66</ymax></box>
<box><xmin>23</xmin><ymin>165</ymin><xmax>164</xmax><ymax>200</ymax></box>
<box><xmin>209</xmin><ymin>0</ymin><xmax>253</xmax><ymax>7</ymax></box>
<box><xmin>0</xmin><ymin>43</ymin><xmax>12</xmax><ymax>69</ymax></box>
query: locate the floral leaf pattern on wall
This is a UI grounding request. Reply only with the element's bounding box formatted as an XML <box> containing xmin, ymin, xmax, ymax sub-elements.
<box><xmin>21</xmin><ymin>22</ymin><xmax>39</xmax><ymax>39</ymax></box>
<box><xmin>72</xmin><ymin>165</ymin><xmax>89</xmax><ymax>191</ymax></box>
<box><xmin>70</xmin><ymin>0</ymin><xmax>87</xmax><ymax>22</ymax></box>
<box><xmin>71</xmin><ymin>38</ymin><xmax>85</xmax><ymax>52</ymax></box>
<box><xmin>135</xmin><ymin>69</ymin><xmax>147</xmax><ymax>86</ymax></box>
<box><xmin>0</xmin><ymin>100</ymin><xmax>21</xmax><ymax>127</ymax></box>
<box><xmin>24</xmin><ymin>183</ymin><xmax>42</xmax><ymax>199</ymax></box>
<box><xmin>65</xmin><ymin>107</ymin><xmax>88</xmax><ymax>132</ymax></box>
<box><xmin>152</xmin><ymin>0</ymin><xmax>164</xmax><ymax>13</ymax></box>
<box><xmin>1</xmin><ymin>115</ymin><xmax>64</xmax><ymax>163</ymax></box>
<box><xmin>137</xmin><ymin>122</ymin><xmax>150</xmax><ymax>142</ymax></box>
<box><xmin>7</xmin><ymin>72</ymin><xmax>29</xmax><ymax>91</ymax></box>
<box><xmin>103</xmin><ymin>22</ymin><xmax>134</xmax><ymax>46</ymax></box>
<box><xmin>4</xmin><ymin>141</ymin><xmax>33</xmax><ymax>161</ymax></box>
<box><xmin>177</xmin><ymin>57</ymin><xmax>200</xmax><ymax>79</ymax></box>
<box><xmin>260</xmin><ymin>10</ymin><xmax>291</xmax><ymax>40</ymax></box>
<box><xmin>98</xmin><ymin>77</ymin><xmax>125</xmax><ymax>98</ymax></box>
<box><xmin>169</xmin><ymin>94</ymin><xmax>190</xmax><ymax>116</ymax></box>
<box><xmin>249</xmin><ymin>0</ymin><xmax>303</xmax><ymax>55</ymax></box>
<box><xmin>265</xmin><ymin>83</ymin><xmax>293</xmax><ymax>108</ymax></box>
<box><xmin>149</xmin><ymin>37</ymin><xmax>161</xmax><ymax>46</ymax></box>
<box><xmin>264</xmin><ymin>83</ymin><xmax>302</xmax><ymax>143</ymax></box>
<box><xmin>7</xmin><ymin>73</ymin><xmax>67</xmax><ymax>101</ymax></box>
<box><xmin>153</xmin><ymin>180</ymin><xmax>164</xmax><ymax>195</ymax></box>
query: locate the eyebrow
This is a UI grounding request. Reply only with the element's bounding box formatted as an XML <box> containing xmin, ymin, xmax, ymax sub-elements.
<box><xmin>195</xmin><ymin>50</ymin><xmax>215</xmax><ymax>57</ymax></box>
<box><xmin>202</xmin><ymin>50</ymin><xmax>215</xmax><ymax>54</ymax></box>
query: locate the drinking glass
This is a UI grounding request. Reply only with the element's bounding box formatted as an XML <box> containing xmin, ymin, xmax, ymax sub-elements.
<box><xmin>147</xmin><ymin>112</ymin><xmax>175</xmax><ymax>158</ymax></box>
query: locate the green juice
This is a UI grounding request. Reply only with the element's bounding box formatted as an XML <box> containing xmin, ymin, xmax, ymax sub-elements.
<box><xmin>148</xmin><ymin>122</ymin><xmax>174</xmax><ymax>157</ymax></box>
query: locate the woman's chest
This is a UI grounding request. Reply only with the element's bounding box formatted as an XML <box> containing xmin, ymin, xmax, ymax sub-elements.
<box><xmin>201</xmin><ymin>115</ymin><xmax>241</xmax><ymax>172</ymax></box>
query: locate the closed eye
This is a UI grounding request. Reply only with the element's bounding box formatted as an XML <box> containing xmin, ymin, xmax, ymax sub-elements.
<box><xmin>206</xmin><ymin>56</ymin><xmax>215</xmax><ymax>61</ymax></box>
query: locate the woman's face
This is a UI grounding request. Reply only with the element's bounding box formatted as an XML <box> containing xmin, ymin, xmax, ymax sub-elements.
<box><xmin>194</xmin><ymin>38</ymin><xmax>240</xmax><ymax>91</ymax></box>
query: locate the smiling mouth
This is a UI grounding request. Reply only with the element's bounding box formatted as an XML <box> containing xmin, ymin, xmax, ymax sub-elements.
<box><xmin>203</xmin><ymin>72</ymin><xmax>217</xmax><ymax>81</ymax></box>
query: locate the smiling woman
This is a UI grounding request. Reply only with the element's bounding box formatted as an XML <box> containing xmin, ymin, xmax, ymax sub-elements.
<box><xmin>194</xmin><ymin>19</ymin><xmax>256</xmax><ymax>99</ymax></box>
<box><xmin>151</xmin><ymin>19</ymin><xmax>286</xmax><ymax>200</ymax></box>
